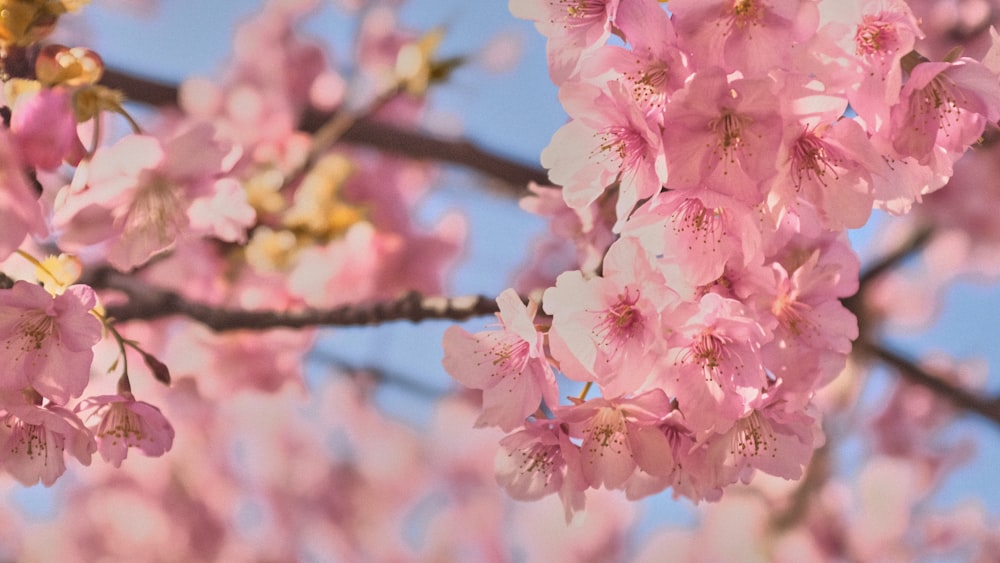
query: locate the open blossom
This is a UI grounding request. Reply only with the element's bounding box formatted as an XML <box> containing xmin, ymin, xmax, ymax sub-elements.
<box><xmin>660</xmin><ymin>292</ymin><xmax>771</xmax><ymax>432</ymax></box>
<box><xmin>624</xmin><ymin>188</ymin><xmax>765</xmax><ymax>290</ymax></box>
<box><xmin>0</xmin><ymin>403</ymin><xmax>95</xmax><ymax>487</ymax></box>
<box><xmin>888</xmin><ymin>58</ymin><xmax>1000</xmax><ymax>164</ymax></box>
<box><xmin>0</xmin><ymin>281</ymin><xmax>102</xmax><ymax>404</ymax></box>
<box><xmin>509</xmin><ymin>0</ymin><xmax>620</xmax><ymax>83</ymax></box>
<box><xmin>840</xmin><ymin>0</ymin><xmax>923</xmax><ymax>129</ymax></box>
<box><xmin>557</xmin><ymin>389</ymin><xmax>674</xmax><ymax>490</ymax></box>
<box><xmin>670</xmin><ymin>0</ymin><xmax>820</xmax><ymax>75</ymax></box>
<box><xmin>8</xmin><ymin>87</ymin><xmax>83</xmax><ymax>171</ymax></box>
<box><xmin>442</xmin><ymin>289</ymin><xmax>559</xmax><ymax>432</ymax></box>
<box><xmin>541</xmin><ymin>80</ymin><xmax>666</xmax><ymax>224</ymax></box>
<box><xmin>0</xmin><ymin>129</ymin><xmax>46</xmax><ymax>261</ymax></box>
<box><xmin>76</xmin><ymin>394</ymin><xmax>175</xmax><ymax>468</ymax></box>
<box><xmin>582</xmin><ymin>0</ymin><xmax>689</xmax><ymax>111</ymax></box>
<box><xmin>543</xmin><ymin>237</ymin><xmax>677</xmax><ymax>396</ymax></box>
<box><xmin>495</xmin><ymin>419</ymin><xmax>587</xmax><ymax>522</ymax></box>
<box><xmin>713</xmin><ymin>385</ymin><xmax>823</xmax><ymax>482</ymax></box>
<box><xmin>53</xmin><ymin>123</ymin><xmax>254</xmax><ymax>271</ymax></box>
<box><xmin>660</xmin><ymin>67</ymin><xmax>782</xmax><ymax>202</ymax></box>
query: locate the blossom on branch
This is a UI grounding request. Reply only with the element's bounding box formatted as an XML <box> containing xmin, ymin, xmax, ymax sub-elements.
<box><xmin>76</xmin><ymin>394</ymin><xmax>175</xmax><ymax>468</ymax></box>
<box><xmin>0</xmin><ymin>281</ymin><xmax>101</xmax><ymax>404</ymax></box>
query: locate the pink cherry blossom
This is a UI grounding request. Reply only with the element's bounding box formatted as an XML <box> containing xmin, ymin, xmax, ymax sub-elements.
<box><xmin>0</xmin><ymin>403</ymin><xmax>95</xmax><ymax>487</ymax></box>
<box><xmin>581</xmin><ymin>0</ymin><xmax>689</xmax><ymax>110</ymax></box>
<box><xmin>557</xmin><ymin>389</ymin><xmax>674</xmax><ymax>490</ymax></box>
<box><xmin>442</xmin><ymin>289</ymin><xmax>560</xmax><ymax>432</ymax></box>
<box><xmin>752</xmin><ymin>236</ymin><xmax>861</xmax><ymax>391</ymax></box>
<box><xmin>624</xmin><ymin>188</ymin><xmax>765</xmax><ymax>290</ymax></box>
<box><xmin>660</xmin><ymin>292</ymin><xmax>771</xmax><ymax>431</ymax></box>
<box><xmin>77</xmin><ymin>394</ymin><xmax>175</xmax><ymax>468</ymax></box>
<box><xmin>714</xmin><ymin>386</ymin><xmax>823</xmax><ymax>482</ymax></box>
<box><xmin>495</xmin><ymin>418</ymin><xmax>587</xmax><ymax>522</ymax></box>
<box><xmin>509</xmin><ymin>0</ymin><xmax>620</xmax><ymax>83</ymax></box>
<box><xmin>541</xmin><ymin>80</ymin><xmax>666</xmax><ymax>223</ymax></box>
<box><xmin>624</xmin><ymin>408</ymin><xmax>731</xmax><ymax>502</ymax></box>
<box><xmin>0</xmin><ymin>130</ymin><xmax>47</xmax><ymax>261</ymax></box>
<box><xmin>835</xmin><ymin>0</ymin><xmax>924</xmax><ymax>128</ymax></box>
<box><xmin>660</xmin><ymin>67</ymin><xmax>783</xmax><ymax>202</ymax></box>
<box><xmin>0</xmin><ymin>281</ymin><xmax>102</xmax><ymax>404</ymax></box>
<box><xmin>54</xmin><ymin>123</ymin><xmax>253</xmax><ymax>271</ymax></box>
<box><xmin>771</xmin><ymin>81</ymin><xmax>889</xmax><ymax>229</ymax></box>
<box><xmin>888</xmin><ymin>58</ymin><xmax>1000</xmax><ymax>163</ymax></box>
<box><xmin>671</xmin><ymin>0</ymin><xmax>821</xmax><ymax>75</ymax></box>
<box><xmin>543</xmin><ymin>237</ymin><xmax>677</xmax><ymax>396</ymax></box>
<box><xmin>8</xmin><ymin>87</ymin><xmax>82</xmax><ymax>171</ymax></box>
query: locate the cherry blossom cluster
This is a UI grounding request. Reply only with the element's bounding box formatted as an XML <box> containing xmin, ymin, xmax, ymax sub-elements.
<box><xmin>443</xmin><ymin>0</ymin><xmax>1000</xmax><ymax>515</ymax></box>
<box><xmin>0</xmin><ymin>0</ymin><xmax>465</xmax><ymax>486</ymax></box>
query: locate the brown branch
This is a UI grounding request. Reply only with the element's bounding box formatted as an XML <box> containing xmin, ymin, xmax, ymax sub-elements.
<box><xmin>855</xmin><ymin>340</ymin><xmax>1000</xmax><ymax>427</ymax></box>
<box><xmin>98</xmin><ymin>275</ymin><xmax>500</xmax><ymax>331</ymax></box>
<box><xmin>857</xmin><ymin>225</ymin><xmax>935</xmax><ymax>290</ymax></box>
<box><xmin>769</xmin><ymin>437</ymin><xmax>831</xmax><ymax>532</ymax></box>
<box><xmin>307</xmin><ymin>351</ymin><xmax>448</xmax><ymax>399</ymax></box>
<box><xmin>100</xmin><ymin>68</ymin><xmax>548</xmax><ymax>189</ymax></box>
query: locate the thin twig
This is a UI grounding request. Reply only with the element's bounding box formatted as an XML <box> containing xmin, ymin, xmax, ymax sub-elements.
<box><xmin>857</xmin><ymin>225</ymin><xmax>935</xmax><ymax>290</ymax></box>
<box><xmin>93</xmin><ymin>269</ymin><xmax>500</xmax><ymax>331</ymax></box>
<box><xmin>100</xmin><ymin>68</ymin><xmax>548</xmax><ymax>189</ymax></box>
<box><xmin>856</xmin><ymin>340</ymin><xmax>1000</xmax><ymax>427</ymax></box>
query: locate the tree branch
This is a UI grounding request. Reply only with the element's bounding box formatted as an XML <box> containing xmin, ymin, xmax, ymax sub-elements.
<box><xmin>92</xmin><ymin>269</ymin><xmax>500</xmax><ymax>331</ymax></box>
<box><xmin>100</xmin><ymin>68</ymin><xmax>548</xmax><ymax>190</ymax></box>
<box><xmin>307</xmin><ymin>351</ymin><xmax>448</xmax><ymax>399</ymax></box>
<box><xmin>855</xmin><ymin>339</ymin><xmax>1000</xmax><ymax>427</ymax></box>
<box><xmin>857</xmin><ymin>225</ymin><xmax>935</xmax><ymax>290</ymax></box>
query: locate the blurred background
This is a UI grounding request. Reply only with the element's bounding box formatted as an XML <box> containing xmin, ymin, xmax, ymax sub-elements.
<box><xmin>7</xmin><ymin>0</ymin><xmax>1000</xmax><ymax>558</ymax></box>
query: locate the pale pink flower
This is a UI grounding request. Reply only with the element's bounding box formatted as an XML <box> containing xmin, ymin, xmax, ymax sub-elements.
<box><xmin>671</xmin><ymin>0</ymin><xmax>820</xmax><ymax>75</ymax></box>
<box><xmin>624</xmin><ymin>188</ymin><xmax>765</xmax><ymax>290</ymax></box>
<box><xmin>442</xmin><ymin>289</ymin><xmax>559</xmax><ymax>432</ymax></box>
<box><xmin>509</xmin><ymin>0</ymin><xmax>620</xmax><ymax>83</ymax></box>
<box><xmin>624</xmin><ymin>408</ymin><xmax>731</xmax><ymax>502</ymax></box>
<box><xmin>8</xmin><ymin>87</ymin><xmax>82</xmax><ymax>171</ymax></box>
<box><xmin>557</xmin><ymin>389</ymin><xmax>674</xmax><ymax>490</ymax></box>
<box><xmin>0</xmin><ymin>281</ymin><xmax>102</xmax><ymax>403</ymax></box>
<box><xmin>714</xmin><ymin>386</ymin><xmax>822</xmax><ymax>482</ymax></box>
<box><xmin>660</xmin><ymin>67</ymin><xmax>782</xmax><ymax>202</ymax></box>
<box><xmin>582</xmin><ymin>0</ymin><xmax>688</xmax><ymax>110</ymax></box>
<box><xmin>770</xmin><ymin>80</ymin><xmax>889</xmax><ymax>229</ymax></box>
<box><xmin>835</xmin><ymin>0</ymin><xmax>924</xmax><ymax>128</ymax></box>
<box><xmin>752</xmin><ymin>237</ymin><xmax>860</xmax><ymax>391</ymax></box>
<box><xmin>543</xmin><ymin>237</ymin><xmax>677</xmax><ymax>396</ymax></box>
<box><xmin>54</xmin><ymin>123</ymin><xmax>250</xmax><ymax>271</ymax></box>
<box><xmin>661</xmin><ymin>292</ymin><xmax>770</xmax><ymax>431</ymax></box>
<box><xmin>541</xmin><ymin>80</ymin><xmax>666</xmax><ymax>223</ymax></box>
<box><xmin>0</xmin><ymin>130</ymin><xmax>46</xmax><ymax>261</ymax></box>
<box><xmin>77</xmin><ymin>394</ymin><xmax>175</xmax><ymax>468</ymax></box>
<box><xmin>0</xmin><ymin>403</ymin><xmax>95</xmax><ymax>486</ymax></box>
<box><xmin>495</xmin><ymin>419</ymin><xmax>586</xmax><ymax>522</ymax></box>
<box><xmin>889</xmin><ymin>58</ymin><xmax>1000</xmax><ymax>163</ymax></box>
<box><xmin>775</xmin><ymin>118</ymin><xmax>880</xmax><ymax>230</ymax></box>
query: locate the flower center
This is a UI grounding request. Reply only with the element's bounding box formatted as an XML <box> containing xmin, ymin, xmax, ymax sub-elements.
<box><xmin>99</xmin><ymin>403</ymin><xmax>145</xmax><ymax>445</ymax></box>
<box><xmin>730</xmin><ymin>0</ymin><xmax>764</xmax><ymax>28</ymax></box>
<box><xmin>594</xmin><ymin>125</ymin><xmax>646</xmax><ymax>172</ymax></box>
<box><xmin>592</xmin><ymin>287</ymin><xmax>643</xmax><ymax>358</ymax></box>
<box><xmin>791</xmin><ymin>129</ymin><xmax>840</xmax><ymax>189</ymax></box>
<box><xmin>730</xmin><ymin>410</ymin><xmax>775</xmax><ymax>458</ymax></box>
<box><xmin>556</xmin><ymin>0</ymin><xmax>606</xmax><ymax>25</ymax></box>
<box><xmin>855</xmin><ymin>14</ymin><xmax>899</xmax><ymax>57</ymax></box>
